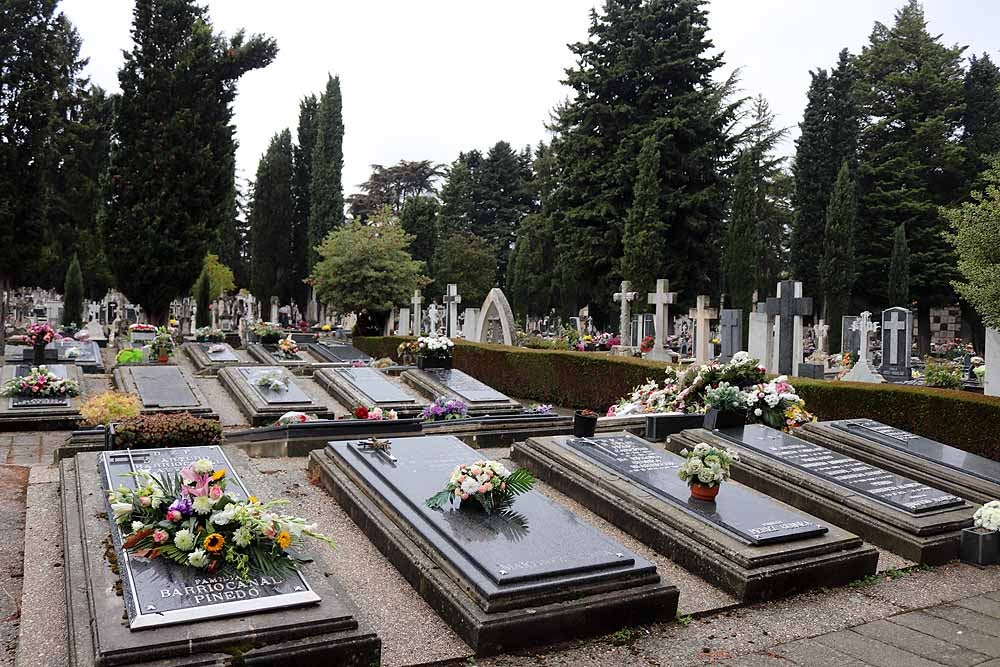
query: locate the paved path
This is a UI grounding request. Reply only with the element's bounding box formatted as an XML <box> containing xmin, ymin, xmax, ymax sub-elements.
<box><xmin>722</xmin><ymin>591</ymin><xmax>1000</xmax><ymax>666</ymax></box>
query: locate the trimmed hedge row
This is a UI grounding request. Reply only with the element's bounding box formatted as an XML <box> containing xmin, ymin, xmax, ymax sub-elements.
<box><xmin>355</xmin><ymin>336</ymin><xmax>1000</xmax><ymax>460</ymax></box>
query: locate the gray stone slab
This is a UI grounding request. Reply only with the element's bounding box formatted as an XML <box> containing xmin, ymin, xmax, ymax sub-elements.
<box><xmin>335</xmin><ymin>367</ymin><xmax>415</xmax><ymax>404</ymax></box>
<box><xmin>890</xmin><ymin>612</ymin><xmax>1000</xmax><ymax>658</ymax></box>
<box><xmin>313</xmin><ymin>342</ymin><xmax>372</xmax><ymax>363</ymax></box>
<box><xmin>9</xmin><ymin>364</ymin><xmax>70</xmax><ymax>408</ymax></box>
<box><xmin>200</xmin><ymin>342</ymin><xmax>239</xmax><ymax>362</ymax></box>
<box><xmin>773</xmin><ymin>639</ymin><xmax>872</xmax><ymax>667</ymax></box>
<box><xmin>240</xmin><ymin>367</ymin><xmax>311</xmax><ymax>404</ymax></box>
<box><xmin>815</xmin><ymin>629</ymin><xmax>949</xmax><ymax>667</ymax></box>
<box><xmin>423</xmin><ymin>368</ymin><xmax>508</xmax><ymax>402</ymax></box>
<box><xmin>925</xmin><ymin>605</ymin><xmax>1000</xmax><ymax>638</ymax></box>
<box><xmin>852</xmin><ymin>618</ymin><xmax>988</xmax><ymax>667</ymax></box>
<box><xmin>130</xmin><ymin>365</ymin><xmax>199</xmax><ymax>407</ymax></box>
<box><xmin>955</xmin><ymin>595</ymin><xmax>1000</xmax><ymax>619</ymax></box>
<box><xmin>401</xmin><ymin>367</ymin><xmax>522</xmax><ymax>416</ymax></box>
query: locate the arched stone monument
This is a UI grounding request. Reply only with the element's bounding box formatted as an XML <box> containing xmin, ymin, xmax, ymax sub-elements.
<box><xmin>473</xmin><ymin>288</ymin><xmax>516</xmax><ymax>346</ymax></box>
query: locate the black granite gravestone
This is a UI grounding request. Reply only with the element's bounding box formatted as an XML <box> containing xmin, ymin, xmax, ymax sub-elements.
<box><xmin>424</xmin><ymin>369</ymin><xmax>508</xmax><ymax>403</ymax></box>
<box><xmin>10</xmin><ymin>364</ymin><xmax>70</xmax><ymax>408</ymax></box>
<box><xmin>335</xmin><ymin>367</ymin><xmax>415</xmax><ymax>404</ymax></box>
<box><xmin>131</xmin><ymin>366</ymin><xmax>199</xmax><ymax>407</ymax></box>
<box><xmin>313</xmin><ymin>342</ymin><xmax>373</xmax><ymax>363</ymax></box>
<box><xmin>263</xmin><ymin>344</ymin><xmax>303</xmax><ymax>361</ymax></box>
<box><xmin>565</xmin><ymin>434</ymin><xmax>826</xmax><ymax>545</ymax></box>
<box><xmin>240</xmin><ymin>368</ymin><xmax>311</xmax><ymax>404</ymax></box>
<box><xmin>721</xmin><ymin>424</ymin><xmax>963</xmax><ymax>514</ymax></box>
<box><xmin>764</xmin><ymin>281</ymin><xmax>812</xmax><ymax>375</ymax></box>
<box><xmin>99</xmin><ymin>446</ymin><xmax>320</xmax><ymax>629</ymax></box>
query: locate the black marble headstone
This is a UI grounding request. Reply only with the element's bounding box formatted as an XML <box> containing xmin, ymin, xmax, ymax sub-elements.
<box><xmin>424</xmin><ymin>369</ymin><xmax>508</xmax><ymax>403</ymax></box>
<box><xmin>335</xmin><ymin>368</ymin><xmax>415</xmax><ymax>404</ymax></box>
<box><xmin>722</xmin><ymin>425</ymin><xmax>964</xmax><ymax>514</ymax></box>
<box><xmin>9</xmin><ymin>364</ymin><xmax>70</xmax><ymax>408</ymax></box>
<box><xmin>832</xmin><ymin>419</ymin><xmax>1000</xmax><ymax>486</ymax></box>
<box><xmin>316</xmin><ymin>342</ymin><xmax>372</xmax><ymax>363</ymax></box>
<box><xmin>240</xmin><ymin>368</ymin><xmax>311</xmax><ymax>404</ymax></box>
<box><xmin>328</xmin><ymin>435</ymin><xmax>651</xmax><ymax>597</ymax></box>
<box><xmin>564</xmin><ymin>434</ymin><xmax>826</xmax><ymax>545</ymax></box>
<box><xmin>131</xmin><ymin>366</ymin><xmax>199</xmax><ymax>407</ymax></box>
<box><xmin>99</xmin><ymin>446</ymin><xmax>320</xmax><ymax>629</ymax></box>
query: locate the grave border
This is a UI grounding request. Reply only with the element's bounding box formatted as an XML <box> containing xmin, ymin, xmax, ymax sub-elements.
<box><xmin>314</xmin><ymin>366</ymin><xmax>425</xmax><ymax>417</ymax></box>
<box><xmin>0</xmin><ymin>363</ymin><xmax>85</xmax><ymax>430</ymax></box>
<box><xmin>218</xmin><ymin>365</ymin><xmax>332</xmax><ymax>426</ymax></box>
<box><xmin>112</xmin><ymin>365</ymin><xmax>214</xmax><ymax>417</ymax></box>
<box><xmin>401</xmin><ymin>368</ymin><xmax>522</xmax><ymax>416</ymax></box>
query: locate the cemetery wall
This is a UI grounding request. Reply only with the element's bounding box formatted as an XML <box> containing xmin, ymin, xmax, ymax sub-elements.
<box><xmin>355</xmin><ymin>337</ymin><xmax>1000</xmax><ymax>460</ymax></box>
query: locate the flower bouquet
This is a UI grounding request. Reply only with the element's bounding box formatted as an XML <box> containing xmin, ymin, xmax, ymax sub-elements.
<box><xmin>108</xmin><ymin>458</ymin><xmax>334</xmax><ymax>579</ymax></box>
<box><xmin>743</xmin><ymin>376</ymin><xmax>815</xmax><ymax>432</ymax></box>
<box><xmin>975</xmin><ymin>501</ymin><xmax>1000</xmax><ymax>531</ymax></box>
<box><xmin>425</xmin><ymin>459</ymin><xmax>535</xmax><ymax>515</ymax></box>
<box><xmin>702</xmin><ymin>381</ymin><xmax>749</xmax><ymax>430</ymax></box>
<box><xmin>677</xmin><ymin>442</ymin><xmax>739</xmax><ymax>501</ymax></box>
<box><xmin>420</xmin><ymin>396</ymin><xmax>468</xmax><ymax>421</ymax></box>
<box><xmin>149</xmin><ymin>327</ymin><xmax>174</xmax><ymax>362</ymax></box>
<box><xmin>195</xmin><ymin>326</ymin><xmax>226</xmax><ymax>343</ymax></box>
<box><xmin>348</xmin><ymin>405</ymin><xmax>399</xmax><ymax>421</ymax></box>
<box><xmin>253</xmin><ymin>321</ymin><xmax>283</xmax><ymax>344</ymax></box>
<box><xmin>255</xmin><ymin>370</ymin><xmax>287</xmax><ymax>392</ymax></box>
<box><xmin>397</xmin><ymin>340</ymin><xmax>420</xmax><ymax>365</ymax></box>
<box><xmin>1</xmin><ymin>365</ymin><xmax>80</xmax><ymax>398</ymax></box>
<box><xmin>129</xmin><ymin>323</ymin><xmax>156</xmax><ymax>337</ymax></box>
<box><xmin>277</xmin><ymin>335</ymin><xmax>299</xmax><ymax>358</ymax></box>
<box><xmin>640</xmin><ymin>336</ymin><xmax>655</xmax><ymax>354</ymax></box>
<box><xmin>523</xmin><ymin>403</ymin><xmax>554</xmax><ymax>415</ymax></box>
<box><xmin>416</xmin><ymin>335</ymin><xmax>454</xmax><ymax>369</ymax></box>
<box><xmin>274</xmin><ymin>411</ymin><xmax>320</xmax><ymax>426</ymax></box>
<box><xmin>25</xmin><ymin>322</ymin><xmax>58</xmax><ymax>364</ymax></box>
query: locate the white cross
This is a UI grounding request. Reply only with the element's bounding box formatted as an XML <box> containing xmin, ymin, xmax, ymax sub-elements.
<box><xmin>646</xmin><ymin>279</ymin><xmax>677</xmax><ymax>350</ymax></box>
<box><xmin>851</xmin><ymin>311</ymin><xmax>879</xmax><ymax>364</ymax></box>
<box><xmin>688</xmin><ymin>295</ymin><xmax>719</xmax><ymax>364</ymax></box>
<box><xmin>443</xmin><ymin>284</ymin><xmax>462</xmax><ymax>338</ymax></box>
<box><xmin>411</xmin><ymin>289</ymin><xmax>423</xmax><ymax>336</ymax></box>
<box><xmin>882</xmin><ymin>310</ymin><xmax>908</xmax><ymax>365</ymax></box>
<box><xmin>613</xmin><ymin>280</ymin><xmax>639</xmax><ymax>345</ymax></box>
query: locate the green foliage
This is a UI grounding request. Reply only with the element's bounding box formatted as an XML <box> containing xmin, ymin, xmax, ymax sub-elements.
<box><xmin>622</xmin><ymin>135</ymin><xmax>666</xmax><ymax>298</ymax></box>
<box><xmin>945</xmin><ymin>158</ymin><xmax>1000</xmax><ymax>328</ymax></box>
<box><xmin>290</xmin><ymin>94</ymin><xmax>319</xmax><ymax>308</ymax></box>
<box><xmin>310</xmin><ymin>210</ymin><xmax>426</xmax><ymax>322</ymax></box>
<box><xmin>923</xmin><ymin>358</ymin><xmax>962</xmax><ymax>389</ymax></box>
<box><xmin>249</xmin><ymin>130</ymin><xmax>297</xmax><ymax>305</ymax></box>
<box><xmin>102</xmin><ymin>0</ymin><xmax>277</xmax><ymax>322</ymax></box>
<box><xmin>887</xmin><ymin>224</ymin><xmax>910</xmax><ymax>305</ymax></box>
<box><xmin>724</xmin><ymin>151</ymin><xmax>760</xmax><ymax>315</ymax></box>
<box><xmin>963</xmin><ymin>54</ymin><xmax>1000</xmax><ymax>183</ymax></box>
<box><xmin>63</xmin><ymin>255</ymin><xmax>84</xmax><ymax>326</ymax></box>
<box><xmin>399</xmin><ymin>196</ymin><xmax>440</xmax><ymax>275</ymax></box>
<box><xmin>195</xmin><ymin>271</ymin><xmax>211</xmax><ymax>328</ymax></box>
<box><xmin>507</xmin><ymin>213</ymin><xmax>558</xmax><ymax>317</ymax></box>
<box><xmin>309</xmin><ymin>75</ymin><xmax>345</xmax><ymax>269</ymax></box>
<box><xmin>431</xmin><ymin>233</ymin><xmax>496</xmax><ymax>307</ymax></box>
<box><xmin>819</xmin><ymin>161</ymin><xmax>858</xmax><ymax>351</ymax></box>
<box><xmin>196</xmin><ymin>253</ymin><xmax>235</xmax><ymax>299</ymax></box>
<box><xmin>349</xmin><ymin>160</ymin><xmax>444</xmax><ymax>220</ymax></box>
<box><xmin>112</xmin><ymin>412</ymin><xmax>223</xmax><ymax>450</ymax></box>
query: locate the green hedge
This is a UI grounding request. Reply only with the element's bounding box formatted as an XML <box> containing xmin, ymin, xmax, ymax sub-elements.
<box><xmin>357</xmin><ymin>336</ymin><xmax>1000</xmax><ymax>460</ymax></box>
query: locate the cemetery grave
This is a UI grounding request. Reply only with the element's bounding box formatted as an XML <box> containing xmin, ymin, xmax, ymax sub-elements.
<box><xmin>401</xmin><ymin>367</ymin><xmax>522</xmax><ymax>416</ymax></box>
<box><xmin>183</xmin><ymin>340</ymin><xmax>252</xmax><ymax>375</ymax></box>
<box><xmin>514</xmin><ymin>433</ymin><xmax>877</xmax><ymax>601</ymax></box>
<box><xmin>670</xmin><ymin>425</ymin><xmax>975</xmax><ymax>564</ymax></box>
<box><xmin>113</xmin><ymin>364</ymin><xmax>215</xmax><ymax>418</ymax></box>
<box><xmin>314</xmin><ymin>366</ymin><xmax>425</xmax><ymax>417</ymax></box>
<box><xmin>309</xmin><ymin>434</ymin><xmax>678</xmax><ymax>654</ymax></box>
<box><xmin>0</xmin><ymin>363</ymin><xmax>86</xmax><ymax>430</ymax></box>
<box><xmin>218</xmin><ymin>366</ymin><xmax>333</xmax><ymax>425</ymax></box>
<box><xmin>309</xmin><ymin>339</ymin><xmax>375</xmax><ymax>364</ymax></box>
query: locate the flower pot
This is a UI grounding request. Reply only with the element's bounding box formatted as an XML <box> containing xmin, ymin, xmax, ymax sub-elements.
<box><xmin>961</xmin><ymin>527</ymin><xmax>1000</xmax><ymax>566</ymax></box>
<box><xmin>417</xmin><ymin>356</ymin><xmax>452</xmax><ymax>370</ymax></box>
<box><xmin>689</xmin><ymin>482</ymin><xmax>720</xmax><ymax>501</ymax></box>
<box><xmin>573</xmin><ymin>411</ymin><xmax>598</xmax><ymax>437</ymax></box>
<box><xmin>157</xmin><ymin>354</ymin><xmax>169</xmax><ymax>364</ymax></box>
<box><xmin>703</xmin><ymin>407</ymin><xmax>746</xmax><ymax>431</ymax></box>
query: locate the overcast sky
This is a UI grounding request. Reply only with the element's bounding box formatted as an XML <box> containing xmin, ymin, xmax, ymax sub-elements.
<box><xmin>60</xmin><ymin>1</ymin><xmax>1000</xmax><ymax>196</ymax></box>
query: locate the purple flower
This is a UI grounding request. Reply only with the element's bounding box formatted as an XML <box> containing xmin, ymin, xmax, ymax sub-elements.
<box><xmin>168</xmin><ymin>497</ymin><xmax>193</xmax><ymax>517</ymax></box>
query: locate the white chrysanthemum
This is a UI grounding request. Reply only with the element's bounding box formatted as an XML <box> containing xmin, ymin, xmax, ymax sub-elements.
<box><xmin>111</xmin><ymin>502</ymin><xmax>133</xmax><ymax>524</ymax></box>
<box><xmin>187</xmin><ymin>549</ymin><xmax>210</xmax><ymax>568</ymax></box>
<box><xmin>192</xmin><ymin>495</ymin><xmax>215</xmax><ymax>515</ymax></box>
<box><xmin>130</xmin><ymin>520</ymin><xmax>144</xmax><ymax>533</ymax></box>
<box><xmin>211</xmin><ymin>503</ymin><xmax>238</xmax><ymax>525</ymax></box>
<box><xmin>233</xmin><ymin>526</ymin><xmax>253</xmax><ymax>547</ymax></box>
<box><xmin>193</xmin><ymin>458</ymin><xmax>214</xmax><ymax>474</ymax></box>
<box><xmin>460</xmin><ymin>478</ymin><xmax>480</xmax><ymax>495</ymax></box>
<box><xmin>697</xmin><ymin>469</ymin><xmax>715</xmax><ymax>484</ymax></box>
<box><xmin>174</xmin><ymin>529</ymin><xmax>196</xmax><ymax>552</ymax></box>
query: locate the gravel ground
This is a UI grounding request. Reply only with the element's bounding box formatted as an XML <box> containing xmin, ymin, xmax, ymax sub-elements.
<box><xmin>0</xmin><ymin>465</ymin><xmax>28</xmax><ymax>667</ymax></box>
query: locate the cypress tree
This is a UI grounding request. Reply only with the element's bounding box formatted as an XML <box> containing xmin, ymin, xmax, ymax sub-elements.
<box><xmin>856</xmin><ymin>0</ymin><xmax>966</xmax><ymax>352</ymax></box>
<box><xmin>818</xmin><ymin>161</ymin><xmax>858</xmax><ymax>352</ymax></box>
<box><xmin>63</xmin><ymin>255</ymin><xmax>84</xmax><ymax>327</ymax></box>
<box><xmin>887</xmin><ymin>224</ymin><xmax>910</xmax><ymax>306</ymax></box>
<box><xmin>290</xmin><ymin>94</ymin><xmax>318</xmax><ymax>307</ymax></box>
<box><xmin>480</xmin><ymin>142</ymin><xmax>534</xmax><ymax>287</ymax></box>
<box><xmin>102</xmin><ymin>0</ymin><xmax>276</xmax><ymax>323</ymax></box>
<box><xmin>508</xmin><ymin>213</ymin><xmax>558</xmax><ymax>317</ymax></box>
<box><xmin>438</xmin><ymin>152</ymin><xmax>485</xmax><ymax>237</ymax></box>
<box><xmin>249</xmin><ymin>130</ymin><xmax>297</xmax><ymax>306</ymax></box>
<box><xmin>309</xmin><ymin>75</ymin><xmax>345</xmax><ymax>268</ymax></box>
<box><xmin>622</xmin><ymin>135</ymin><xmax>666</xmax><ymax>298</ymax></box>
<box><xmin>195</xmin><ymin>271</ymin><xmax>211</xmax><ymax>328</ymax></box>
<box><xmin>963</xmin><ymin>54</ymin><xmax>1000</xmax><ymax>185</ymax></box>
<box><xmin>723</xmin><ymin>151</ymin><xmax>760</xmax><ymax>328</ymax></box>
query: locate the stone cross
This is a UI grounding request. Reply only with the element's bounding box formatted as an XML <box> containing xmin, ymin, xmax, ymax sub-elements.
<box><xmin>443</xmin><ymin>284</ymin><xmax>462</xmax><ymax>338</ymax></box>
<box><xmin>814</xmin><ymin>319</ymin><xmax>830</xmax><ymax>355</ymax></box>
<box><xmin>841</xmin><ymin>311</ymin><xmax>885</xmax><ymax>383</ymax></box>
<box><xmin>718</xmin><ymin>308</ymin><xmax>743</xmax><ymax>364</ymax></box>
<box><xmin>764</xmin><ymin>280</ymin><xmax>813</xmax><ymax>376</ymax></box>
<box><xmin>411</xmin><ymin>289</ymin><xmax>424</xmax><ymax>336</ymax></box>
<box><xmin>646</xmin><ymin>279</ymin><xmax>677</xmax><ymax>352</ymax></box>
<box><xmin>879</xmin><ymin>307</ymin><xmax>913</xmax><ymax>381</ymax></box>
<box><xmin>612</xmin><ymin>281</ymin><xmax>638</xmax><ymax>346</ymax></box>
<box><xmin>427</xmin><ymin>303</ymin><xmax>440</xmax><ymax>335</ymax></box>
<box><xmin>688</xmin><ymin>295</ymin><xmax>718</xmax><ymax>364</ymax></box>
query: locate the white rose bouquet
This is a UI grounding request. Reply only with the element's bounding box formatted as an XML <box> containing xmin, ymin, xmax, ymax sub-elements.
<box><xmin>425</xmin><ymin>459</ymin><xmax>535</xmax><ymax>515</ymax></box>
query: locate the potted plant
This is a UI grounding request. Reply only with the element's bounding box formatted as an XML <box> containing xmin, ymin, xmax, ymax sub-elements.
<box><xmin>573</xmin><ymin>408</ymin><xmax>599</xmax><ymax>437</ymax></box>
<box><xmin>252</xmin><ymin>321</ymin><xmax>283</xmax><ymax>345</ymax></box>
<box><xmin>25</xmin><ymin>323</ymin><xmax>57</xmax><ymax>365</ymax></box>
<box><xmin>702</xmin><ymin>382</ymin><xmax>748</xmax><ymax>430</ymax></box>
<box><xmin>963</xmin><ymin>501</ymin><xmax>1000</xmax><ymax>565</ymax></box>
<box><xmin>677</xmin><ymin>442</ymin><xmax>738</xmax><ymax>501</ymax></box>
<box><xmin>415</xmin><ymin>335</ymin><xmax>454</xmax><ymax>369</ymax></box>
<box><xmin>149</xmin><ymin>327</ymin><xmax>174</xmax><ymax>363</ymax></box>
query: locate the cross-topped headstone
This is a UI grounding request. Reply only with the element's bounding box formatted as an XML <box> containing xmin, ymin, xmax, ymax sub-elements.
<box><xmin>612</xmin><ymin>281</ymin><xmax>639</xmax><ymax>347</ymax></box>
<box><xmin>719</xmin><ymin>309</ymin><xmax>743</xmax><ymax>364</ymax></box>
<box><xmin>688</xmin><ymin>295</ymin><xmax>718</xmax><ymax>364</ymax></box>
<box><xmin>764</xmin><ymin>280</ymin><xmax>813</xmax><ymax>375</ymax></box>
<box><xmin>444</xmin><ymin>284</ymin><xmax>462</xmax><ymax>338</ymax></box>
<box><xmin>646</xmin><ymin>279</ymin><xmax>677</xmax><ymax>353</ymax></box>
<box><xmin>879</xmin><ymin>307</ymin><xmax>913</xmax><ymax>381</ymax></box>
<box><xmin>411</xmin><ymin>289</ymin><xmax>424</xmax><ymax>336</ymax></box>
<box><xmin>842</xmin><ymin>311</ymin><xmax>885</xmax><ymax>383</ymax></box>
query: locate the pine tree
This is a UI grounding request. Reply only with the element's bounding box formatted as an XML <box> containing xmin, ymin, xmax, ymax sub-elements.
<box><xmin>290</xmin><ymin>94</ymin><xmax>318</xmax><ymax>307</ymax></box>
<box><xmin>621</xmin><ymin>135</ymin><xmax>666</xmax><ymax>298</ymax></box>
<box><xmin>195</xmin><ymin>271</ymin><xmax>211</xmax><ymax>328</ymax></box>
<box><xmin>549</xmin><ymin>0</ymin><xmax>736</xmax><ymax>322</ymax></box>
<box><xmin>963</xmin><ymin>54</ymin><xmax>1000</xmax><ymax>184</ymax></box>
<box><xmin>856</xmin><ymin>0</ymin><xmax>966</xmax><ymax>352</ymax></box>
<box><xmin>818</xmin><ymin>161</ymin><xmax>858</xmax><ymax>352</ymax></box>
<box><xmin>887</xmin><ymin>224</ymin><xmax>910</xmax><ymax>306</ymax></box>
<box><xmin>508</xmin><ymin>213</ymin><xmax>558</xmax><ymax>317</ymax></box>
<box><xmin>249</xmin><ymin>130</ymin><xmax>297</xmax><ymax>306</ymax></box>
<box><xmin>723</xmin><ymin>151</ymin><xmax>760</xmax><ymax>322</ymax></box>
<box><xmin>309</xmin><ymin>75</ymin><xmax>345</xmax><ymax>267</ymax></box>
<box><xmin>437</xmin><ymin>152</ymin><xmax>485</xmax><ymax>236</ymax></box>
<box><xmin>63</xmin><ymin>255</ymin><xmax>84</xmax><ymax>326</ymax></box>
<box><xmin>102</xmin><ymin>0</ymin><xmax>276</xmax><ymax>323</ymax></box>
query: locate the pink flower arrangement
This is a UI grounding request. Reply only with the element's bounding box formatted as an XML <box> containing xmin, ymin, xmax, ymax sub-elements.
<box><xmin>26</xmin><ymin>323</ymin><xmax>58</xmax><ymax>348</ymax></box>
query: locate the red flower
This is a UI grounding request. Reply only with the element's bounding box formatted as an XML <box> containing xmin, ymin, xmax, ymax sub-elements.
<box><xmin>353</xmin><ymin>406</ymin><xmax>369</xmax><ymax>419</ymax></box>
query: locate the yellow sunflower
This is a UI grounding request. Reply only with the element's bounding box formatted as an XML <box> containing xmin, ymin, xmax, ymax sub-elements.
<box><xmin>203</xmin><ymin>533</ymin><xmax>225</xmax><ymax>553</ymax></box>
<box><xmin>276</xmin><ymin>531</ymin><xmax>292</xmax><ymax>550</ymax></box>
<box><xmin>210</xmin><ymin>469</ymin><xmax>226</xmax><ymax>481</ymax></box>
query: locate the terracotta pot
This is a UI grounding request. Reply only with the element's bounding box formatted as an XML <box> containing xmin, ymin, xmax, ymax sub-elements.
<box><xmin>689</xmin><ymin>482</ymin><xmax>720</xmax><ymax>501</ymax></box>
<box><xmin>157</xmin><ymin>354</ymin><xmax>169</xmax><ymax>363</ymax></box>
